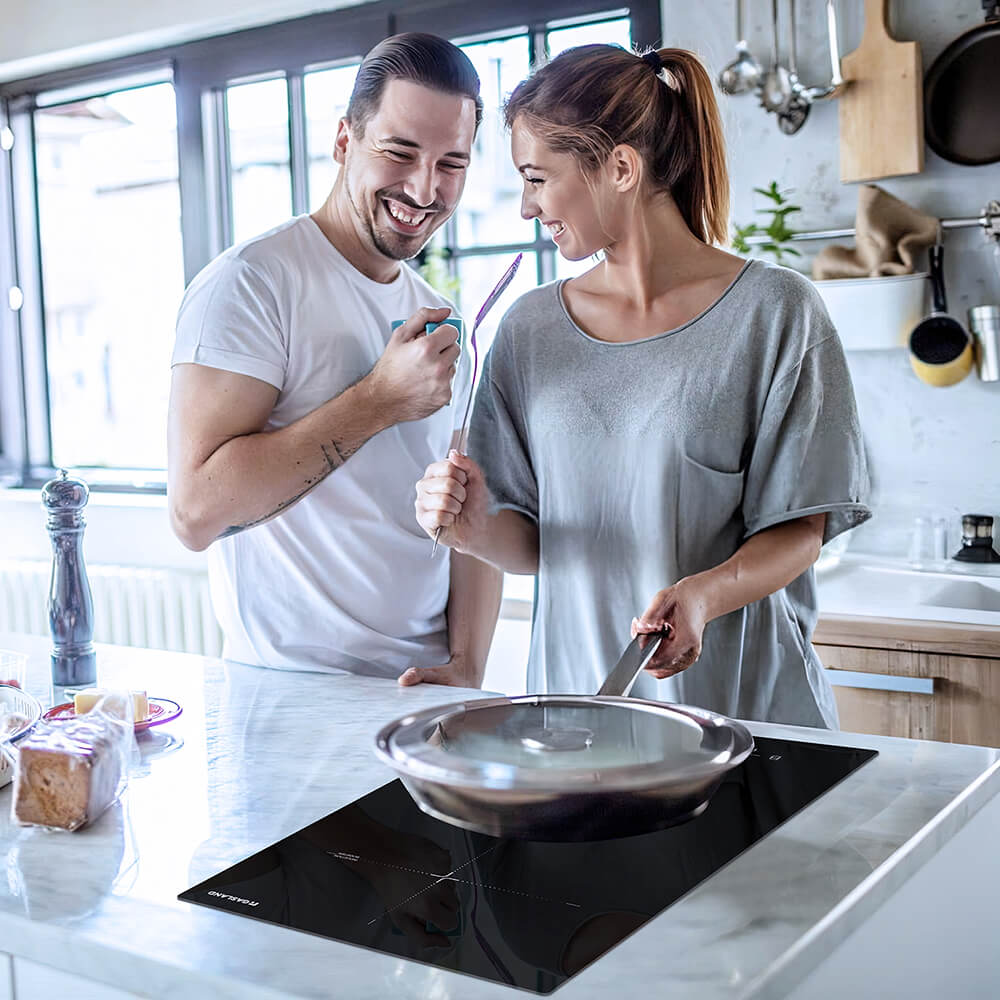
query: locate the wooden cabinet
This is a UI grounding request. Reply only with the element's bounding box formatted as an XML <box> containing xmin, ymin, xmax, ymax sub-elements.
<box><xmin>815</xmin><ymin>615</ymin><xmax>1000</xmax><ymax>748</ymax></box>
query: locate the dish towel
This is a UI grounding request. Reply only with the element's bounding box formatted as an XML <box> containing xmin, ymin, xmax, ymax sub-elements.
<box><xmin>812</xmin><ymin>185</ymin><xmax>939</xmax><ymax>280</ymax></box>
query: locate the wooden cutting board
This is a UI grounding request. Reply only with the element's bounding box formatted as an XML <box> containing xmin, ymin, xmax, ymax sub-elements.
<box><xmin>839</xmin><ymin>0</ymin><xmax>924</xmax><ymax>183</ymax></box>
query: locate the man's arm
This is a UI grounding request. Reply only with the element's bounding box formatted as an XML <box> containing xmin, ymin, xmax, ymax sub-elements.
<box><xmin>398</xmin><ymin>550</ymin><xmax>503</xmax><ymax>688</ymax></box>
<box><xmin>168</xmin><ymin>307</ymin><xmax>460</xmax><ymax>551</ymax></box>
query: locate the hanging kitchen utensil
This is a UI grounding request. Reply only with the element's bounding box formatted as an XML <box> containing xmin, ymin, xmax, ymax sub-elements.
<box><xmin>908</xmin><ymin>243</ymin><xmax>973</xmax><ymax>387</ymax></box>
<box><xmin>761</xmin><ymin>0</ymin><xmax>843</xmax><ymax>134</ymax></box>
<box><xmin>839</xmin><ymin>0</ymin><xmax>923</xmax><ymax>182</ymax></box>
<box><xmin>719</xmin><ymin>0</ymin><xmax>763</xmax><ymax>95</ymax></box>
<box><xmin>924</xmin><ymin>1</ymin><xmax>1000</xmax><ymax>166</ymax></box>
<box><xmin>803</xmin><ymin>0</ymin><xmax>848</xmax><ymax>101</ymax></box>
<box><xmin>760</xmin><ymin>0</ymin><xmax>796</xmax><ymax>114</ymax></box>
<box><xmin>777</xmin><ymin>0</ymin><xmax>811</xmax><ymax>134</ymax></box>
<box><xmin>375</xmin><ymin>633</ymin><xmax>755</xmax><ymax>841</ymax></box>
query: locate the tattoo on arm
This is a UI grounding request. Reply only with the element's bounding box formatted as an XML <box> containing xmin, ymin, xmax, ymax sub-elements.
<box><xmin>321</xmin><ymin>439</ymin><xmax>352</xmax><ymax>471</ymax></box>
<box><xmin>218</xmin><ymin>437</ymin><xmax>363</xmax><ymax>541</ymax></box>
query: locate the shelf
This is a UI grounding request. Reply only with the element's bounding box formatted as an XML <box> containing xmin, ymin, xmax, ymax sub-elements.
<box><xmin>741</xmin><ymin>200</ymin><xmax>1000</xmax><ymax>246</ymax></box>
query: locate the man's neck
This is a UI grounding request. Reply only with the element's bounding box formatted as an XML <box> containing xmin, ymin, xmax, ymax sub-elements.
<box><xmin>310</xmin><ymin>188</ymin><xmax>401</xmax><ymax>284</ymax></box>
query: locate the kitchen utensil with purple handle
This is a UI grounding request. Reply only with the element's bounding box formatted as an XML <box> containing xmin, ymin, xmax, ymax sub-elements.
<box><xmin>431</xmin><ymin>252</ymin><xmax>523</xmax><ymax>556</ymax></box>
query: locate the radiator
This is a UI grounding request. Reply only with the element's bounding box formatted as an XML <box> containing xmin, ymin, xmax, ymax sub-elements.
<box><xmin>0</xmin><ymin>559</ymin><xmax>223</xmax><ymax>657</ymax></box>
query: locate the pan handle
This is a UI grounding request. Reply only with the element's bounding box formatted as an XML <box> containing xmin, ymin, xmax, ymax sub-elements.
<box><xmin>929</xmin><ymin>243</ymin><xmax>948</xmax><ymax>314</ymax></box>
<box><xmin>597</xmin><ymin>632</ymin><xmax>666</xmax><ymax>697</ymax></box>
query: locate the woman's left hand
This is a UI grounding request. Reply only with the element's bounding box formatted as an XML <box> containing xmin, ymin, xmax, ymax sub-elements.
<box><xmin>631</xmin><ymin>579</ymin><xmax>711</xmax><ymax>678</ymax></box>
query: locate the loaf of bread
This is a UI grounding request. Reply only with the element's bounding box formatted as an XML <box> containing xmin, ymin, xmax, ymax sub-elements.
<box><xmin>12</xmin><ymin>716</ymin><xmax>124</xmax><ymax>831</ymax></box>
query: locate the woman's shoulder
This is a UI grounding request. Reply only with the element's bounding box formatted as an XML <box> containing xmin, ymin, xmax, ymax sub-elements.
<box><xmin>490</xmin><ymin>280</ymin><xmax>564</xmax><ymax>347</ymax></box>
<box><xmin>740</xmin><ymin>259</ymin><xmax>824</xmax><ymax>309</ymax></box>
<box><xmin>503</xmin><ymin>280</ymin><xmax>564</xmax><ymax>325</ymax></box>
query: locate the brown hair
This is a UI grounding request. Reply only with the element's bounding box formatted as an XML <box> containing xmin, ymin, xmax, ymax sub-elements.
<box><xmin>347</xmin><ymin>33</ymin><xmax>483</xmax><ymax>137</ymax></box>
<box><xmin>504</xmin><ymin>45</ymin><xmax>730</xmax><ymax>246</ymax></box>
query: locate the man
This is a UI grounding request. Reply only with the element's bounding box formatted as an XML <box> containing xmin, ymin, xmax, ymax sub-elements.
<box><xmin>168</xmin><ymin>33</ymin><xmax>502</xmax><ymax>686</ymax></box>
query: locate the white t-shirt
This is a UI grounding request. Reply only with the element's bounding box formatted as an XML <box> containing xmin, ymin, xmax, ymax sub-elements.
<box><xmin>171</xmin><ymin>216</ymin><xmax>469</xmax><ymax>675</ymax></box>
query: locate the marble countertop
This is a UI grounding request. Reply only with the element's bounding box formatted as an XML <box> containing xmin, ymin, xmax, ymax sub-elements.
<box><xmin>1</xmin><ymin>631</ymin><xmax>999</xmax><ymax>1000</ymax></box>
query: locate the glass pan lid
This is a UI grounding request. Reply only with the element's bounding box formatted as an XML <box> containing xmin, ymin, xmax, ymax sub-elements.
<box><xmin>379</xmin><ymin>695</ymin><xmax>743</xmax><ymax>791</ymax></box>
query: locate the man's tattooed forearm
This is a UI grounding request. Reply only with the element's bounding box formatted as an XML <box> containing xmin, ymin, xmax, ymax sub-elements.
<box><xmin>322</xmin><ymin>438</ymin><xmax>361</xmax><ymax>471</ymax></box>
<box><xmin>217</xmin><ymin>483</ymin><xmax>316</xmax><ymax>540</ymax></box>
<box><xmin>217</xmin><ymin>436</ymin><xmax>365</xmax><ymax>541</ymax></box>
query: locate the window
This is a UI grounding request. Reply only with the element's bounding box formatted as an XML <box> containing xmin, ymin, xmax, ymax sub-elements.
<box><xmin>227</xmin><ymin>77</ymin><xmax>293</xmax><ymax>245</ymax></box>
<box><xmin>33</xmin><ymin>81</ymin><xmax>183</xmax><ymax>473</ymax></box>
<box><xmin>0</xmin><ymin>0</ymin><xmax>661</xmax><ymax>491</ymax></box>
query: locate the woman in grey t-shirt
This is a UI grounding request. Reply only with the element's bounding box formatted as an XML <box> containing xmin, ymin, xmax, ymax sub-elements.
<box><xmin>412</xmin><ymin>44</ymin><xmax>870</xmax><ymax>727</ymax></box>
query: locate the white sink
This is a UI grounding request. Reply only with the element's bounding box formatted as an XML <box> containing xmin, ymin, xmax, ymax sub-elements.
<box><xmin>816</xmin><ymin>558</ymin><xmax>1000</xmax><ymax>626</ymax></box>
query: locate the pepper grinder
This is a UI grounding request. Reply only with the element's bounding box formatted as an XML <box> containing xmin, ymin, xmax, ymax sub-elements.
<box><xmin>42</xmin><ymin>470</ymin><xmax>97</xmax><ymax>686</ymax></box>
<box><xmin>952</xmin><ymin>514</ymin><xmax>1000</xmax><ymax>563</ymax></box>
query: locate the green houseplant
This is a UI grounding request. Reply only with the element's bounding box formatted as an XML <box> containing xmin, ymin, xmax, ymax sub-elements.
<box><xmin>732</xmin><ymin>181</ymin><xmax>803</xmax><ymax>265</ymax></box>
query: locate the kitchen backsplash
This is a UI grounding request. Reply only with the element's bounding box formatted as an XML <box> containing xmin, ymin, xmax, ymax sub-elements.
<box><xmin>667</xmin><ymin>0</ymin><xmax>1000</xmax><ymax>559</ymax></box>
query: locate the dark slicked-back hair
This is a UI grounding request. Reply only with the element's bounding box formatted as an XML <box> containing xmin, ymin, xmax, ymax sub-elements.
<box><xmin>346</xmin><ymin>33</ymin><xmax>483</xmax><ymax>137</ymax></box>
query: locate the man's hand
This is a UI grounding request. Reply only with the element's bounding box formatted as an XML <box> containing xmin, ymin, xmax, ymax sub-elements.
<box><xmin>368</xmin><ymin>306</ymin><xmax>461</xmax><ymax>423</ymax></box>
<box><xmin>631</xmin><ymin>579</ymin><xmax>711</xmax><ymax>679</ymax></box>
<box><xmin>398</xmin><ymin>653</ymin><xmax>480</xmax><ymax>688</ymax></box>
<box><xmin>415</xmin><ymin>450</ymin><xmax>492</xmax><ymax>554</ymax></box>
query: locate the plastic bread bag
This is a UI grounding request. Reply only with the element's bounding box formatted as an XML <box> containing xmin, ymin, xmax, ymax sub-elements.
<box><xmin>12</xmin><ymin>689</ymin><xmax>139</xmax><ymax>831</ymax></box>
<box><xmin>1</xmin><ymin>703</ymin><xmax>29</xmax><ymax>789</ymax></box>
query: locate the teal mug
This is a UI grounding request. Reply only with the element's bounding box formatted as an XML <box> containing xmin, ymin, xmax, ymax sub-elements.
<box><xmin>391</xmin><ymin>316</ymin><xmax>464</xmax><ymax>348</ymax></box>
<box><xmin>390</xmin><ymin>317</ymin><xmax>464</xmax><ymax>406</ymax></box>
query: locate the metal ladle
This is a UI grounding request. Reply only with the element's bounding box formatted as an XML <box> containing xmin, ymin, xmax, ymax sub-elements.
<box><xmin>760</xmin><ymin>0</ymin><xmax>795</xmax><ymax>114</ymax></box>
<box><xmin>719</xmin><ymin>0</ymin><xmax>763</xmax><ymax>95</ymax></box>
<box><xmin>777</xmin><ymin>0</ymin><xmax>812</xmax><ymax>134</ymax></box>
<box><xmin>762</xmin><ymin>0</ymin><xmax>846</xmax><ymax>135</ymax></box>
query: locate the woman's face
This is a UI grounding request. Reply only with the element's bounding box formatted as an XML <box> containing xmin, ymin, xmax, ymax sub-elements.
<box><xmin>510</xmin><ymin>120</ymin><xmax>610</xmax><ymax>260</ymax></box>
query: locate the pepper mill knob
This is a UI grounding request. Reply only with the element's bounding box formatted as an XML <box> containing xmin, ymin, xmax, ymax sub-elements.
<box><xmin>41</xmin><ymin>469</ymin><xmax>97</xmax><ymax>687</ymax></box>
<box><xmin>42</xmin><ymin>468</ymin><xmax>90</xmax><ymax>522</ymax></box>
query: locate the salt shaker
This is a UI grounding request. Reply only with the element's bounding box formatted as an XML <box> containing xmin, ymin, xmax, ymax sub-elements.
<box><xmin>42</xmin><ymin>470</ymin><xmax>96</xmax><ymax>686</ymax></box>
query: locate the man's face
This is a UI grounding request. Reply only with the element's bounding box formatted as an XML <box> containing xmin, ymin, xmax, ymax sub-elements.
<box><xmin>335</xmin><ymin>79</ymin><xmax>477</xmax><ymax>261</ymax></box>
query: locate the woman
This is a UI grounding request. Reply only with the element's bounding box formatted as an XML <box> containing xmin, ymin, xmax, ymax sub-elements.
<box><xmin>410</xmin><ymin>44</ymin><xmax>870</xmax><ymax>727</ymax></box>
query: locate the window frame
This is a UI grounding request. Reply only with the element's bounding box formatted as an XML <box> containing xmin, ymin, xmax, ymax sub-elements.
<box><xmin>0</xmin><ymin>0</ymin><xmax>661</xmax><ymax>493</ymax></box>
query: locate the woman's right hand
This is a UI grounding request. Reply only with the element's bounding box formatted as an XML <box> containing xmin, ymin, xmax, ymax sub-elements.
<box><xmin>415</xmin><ymin>449</ymin><xmax>491</xmax><ymax>553</ymax></box>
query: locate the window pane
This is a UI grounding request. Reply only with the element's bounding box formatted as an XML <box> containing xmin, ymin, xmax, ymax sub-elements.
<box><xmin>455</xmin><ymin>36</ymin><xmax>533</xmax><ymax>247</ymax></box>
<box><xmin>304</xmin><ymin>63</ymin><xmax>359</xmax><ymax>212</ymax></box>
<box><xmin>227</xmin><ymin>77</ymin><xmax>292</xmax><ymax>244</ymax></box>
<box><xmin>455</xmin><ymin>251</ymin><xmax>537</xmax><ymax>379</ymax></box>
<box><xmin>547</xmin><ymin>17</ymin><xmax>632</xmax><ymax>59</ymax></box>
<box><xmin>34</xmin><ymin>82</ymin><xmax>184</xmax><ymax>471</ymax></box>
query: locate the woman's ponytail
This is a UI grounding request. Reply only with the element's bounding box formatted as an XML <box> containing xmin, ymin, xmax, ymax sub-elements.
<box><xmin>656</xmin><ymin>49</ymin><xmax>730</xmax><ymax>247</ymax></box>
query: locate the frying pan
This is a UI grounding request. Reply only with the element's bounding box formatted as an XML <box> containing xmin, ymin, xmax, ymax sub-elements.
<box><xmin>924</xmin><ymin>1</ymin><xmax>1000</xmax><ymax>165</ymax></box>
<box><xmin>375</xmin><ymin>634</ymin><xmax>754</xmax><ymax>841</ymax></box>
<box><xmin>908</xmin><ymin>244</ymin><xmax>973</xmax><ymax>386</ymax></box>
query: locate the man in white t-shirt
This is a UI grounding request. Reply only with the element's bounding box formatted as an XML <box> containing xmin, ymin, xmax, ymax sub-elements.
<box><xmin>168</xmin><ymin>33</ymin><xmax>502</xmax><ymax>684</ymax></box>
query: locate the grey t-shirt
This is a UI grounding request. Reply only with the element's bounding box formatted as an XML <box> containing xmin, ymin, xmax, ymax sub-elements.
<box><xmin>469</xmin><ymin>259</ymin><xmax>871</xmax><ymax>728</ymax></box>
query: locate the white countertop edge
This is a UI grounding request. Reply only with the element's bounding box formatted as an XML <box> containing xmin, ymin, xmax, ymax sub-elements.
<box><xmin>0</xmin><ymin>905</ymin><xmax>295</xmax><ymax>1000</ymax></box>
<box><xmin>745</xmin><ymin>754</ymin><xmax>1000</xmax><ymax>1000</ymax></box>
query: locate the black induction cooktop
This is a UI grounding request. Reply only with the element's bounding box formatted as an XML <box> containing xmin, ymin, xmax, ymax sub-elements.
<box><xmin>180</xmin><ymin>736</ymin><xmax>876</xmax><ymax>994</ymax></box>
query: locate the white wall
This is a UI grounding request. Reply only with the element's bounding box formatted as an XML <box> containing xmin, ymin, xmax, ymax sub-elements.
<box><xmin>1</xmin><ymin>0</ymin><xmax>999</xmax><ymax>571</ymax></box>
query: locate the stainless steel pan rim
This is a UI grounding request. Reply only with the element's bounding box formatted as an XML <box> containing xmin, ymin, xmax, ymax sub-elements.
<box><xmin>375</xmin><ymin>694</ymin><xmax>755</xmax><ymax>793</ymax></box>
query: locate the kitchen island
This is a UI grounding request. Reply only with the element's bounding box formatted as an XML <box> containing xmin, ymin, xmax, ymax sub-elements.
<box><xmin>1</xmin><ymin>631</ymin><xmax>998</xmax><ymax>1000</ymax></box>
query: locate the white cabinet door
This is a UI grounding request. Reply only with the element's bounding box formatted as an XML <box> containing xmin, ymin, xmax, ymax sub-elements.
<box><xmin>13</xmin><ymin>958</ymin><xmax>140</xmax><ymax>1000</ymax></box>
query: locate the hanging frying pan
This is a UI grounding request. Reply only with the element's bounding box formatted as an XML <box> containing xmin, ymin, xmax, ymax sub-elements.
<box><xmin>924</xmin><ymin>1</ymin><xmax>1000</xmax><ymax>165</ymax></box>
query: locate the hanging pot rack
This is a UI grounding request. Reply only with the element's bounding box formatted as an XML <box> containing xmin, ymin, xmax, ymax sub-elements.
<box><xmin>740</xmin><ymin>199</ymin><xmax>1000</xmax><ymax>245</ymax></box>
